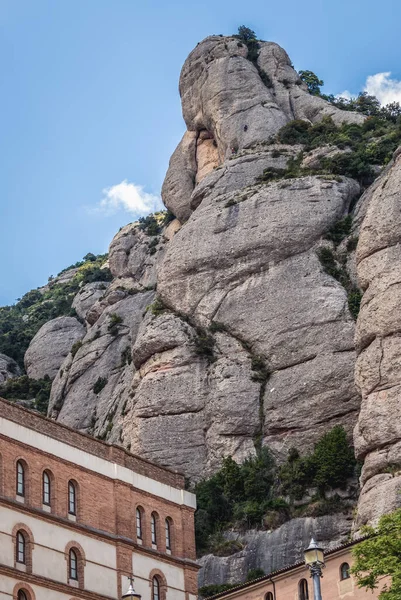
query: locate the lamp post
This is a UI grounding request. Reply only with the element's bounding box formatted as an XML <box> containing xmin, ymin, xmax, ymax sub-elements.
<box><xmin>122</xmin><ymin>576</ymin><xmax>142</xmax><ymax>600</ymax></box>
<box><xmin>304</xmin><ymin>538</ymin><xmax>325</xmax><ymax>600</ymax></box>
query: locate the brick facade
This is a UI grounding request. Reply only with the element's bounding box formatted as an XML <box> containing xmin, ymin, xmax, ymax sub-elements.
<box><xmin>0</xmin><ymin>397</ymin><xmax>199</xmax><ymax>600</ymax></box>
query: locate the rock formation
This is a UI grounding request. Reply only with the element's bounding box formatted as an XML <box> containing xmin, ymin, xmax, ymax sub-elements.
<box><xmin>5</xmin><ymin>31</ymin><xmax>401</xmax><ymax>576</ymax></box>
<box><xmin>354</xmin><ymin>147</ymin><xmax>401</xmax><ymax>527</ymax></box>
<box><xmin>0</xmin><ymin>353</ymin><xmax>21</xmax><ymax>384</ymax></box>
<box><xmin>25</xmin><ymin>316</ymin><xmax>86</xmax><ymax>380</ymax></box>
<box><xmin>45</xmin><ymin>36</ymin><xmax>364</xmax><ymax>483</ymax></box>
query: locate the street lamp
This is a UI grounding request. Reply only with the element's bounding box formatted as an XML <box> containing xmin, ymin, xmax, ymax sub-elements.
<box><xmin>304</xmin><ymin>538</ymin><xmax>325</xmax><ymax>600</ymax></box>
<box><xmin>122</xmin><ymin>576</ymin><xmax>142</xmax><ymax>600</ymax></box>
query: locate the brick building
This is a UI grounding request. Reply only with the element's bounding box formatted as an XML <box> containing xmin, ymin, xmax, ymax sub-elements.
<box><xmin>207</xmin><ymin>540</ymin><xmax>383</xmax><ymax>600</ymax></box>
<box><xmin>0</xmin><ymin>397</ymin><xmax>199</xmax><ymax>600</ymax></box>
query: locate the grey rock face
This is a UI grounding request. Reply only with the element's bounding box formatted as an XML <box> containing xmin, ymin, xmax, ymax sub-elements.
<box><xmin>25</xmin><ymin>317</ymin><xmax>86</xmax><ymax>380</ymax></box>
<box><xmin>162</xmin><ymin>36</ymin><xmax>363</xmax><ymax>222</ymax></box>
<box><xmin>72</xmin><ymin>282</ymin><xmax>109</xmax><ymax>320</ymax></box>
<box><xmin>354</xmin><ymin>148</ymin><xmax>401</xmax><ymax>527</ymax></box>
<box><xmin>49</xmin><ymin>291</ymin><xmax>154</xmax><ymax>435</ymax></box>
<box><xmin>0</xmin><ymin>354</ymin><xmax>21</xmax><ymax>384</ymax></box>
<box><xmin>198</xmin><ymin>513</ymin><xmax>353</xmax><ymax>586</ymax></box>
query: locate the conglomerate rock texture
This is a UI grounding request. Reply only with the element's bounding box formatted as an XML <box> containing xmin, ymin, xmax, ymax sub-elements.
<box><xmin>354</xmin><ymin>147</ymin><xmax>401</xmax><ymax>527</ymax></box>
<box><xmin>16</xmin><ymin>32</ymin><xmax>401</xmax><ymax>573</ymax></box>
<box><xmin>47</xmin><ymin>35</ymin><xmax>365</xmax><ymax>477</ymax></box>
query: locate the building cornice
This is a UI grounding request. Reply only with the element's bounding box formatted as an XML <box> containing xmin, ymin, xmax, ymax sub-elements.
<box><xmin>0</xmin><ymin>397</ymin><xmax>185</xmax><ymax>489</ymax></box>
<box><xmin>0</xmin><ymin>496</ymin><xmax>200</xmax><ymax>572</ymax></box>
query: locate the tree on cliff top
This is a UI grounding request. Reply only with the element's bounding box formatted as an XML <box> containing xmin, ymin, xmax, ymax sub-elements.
<box><xmin>351</xmin><ymin>508</ymin><xmax>401</xmax><ymax>599</ymax></box>
<box><xmin>237</xmin><ymin>26</ymin><xmax>257</xmax><ymax>42</ymax></box>
<box><xmin>299</xmin><ymin>70</ymin><xmax>324</xmax><ymax>95</ymax></box>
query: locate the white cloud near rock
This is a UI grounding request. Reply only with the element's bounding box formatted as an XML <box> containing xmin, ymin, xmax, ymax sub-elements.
<box><xmin>364</xmin><ymin>72</ymin><xmax>401</xmax><ymax>105</ymax></box>
<box><xmin>337</xmin><ymin>72</ymin><xmax>401</xmax><ymax>106</ymax></box>
<box><xmin>91</xmin><ymin>180</ymin><xmax>163</xmax><ymax>216</ymax></box>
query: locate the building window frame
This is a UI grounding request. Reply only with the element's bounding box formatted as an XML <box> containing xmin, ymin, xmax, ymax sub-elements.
<box><xmin>136</xmin><ymin>507</ymin><xmax>143</xmax><ymax>540</ymax></box>
<box><xmin>12</xmin><ymin>525</ymin><xmax>34</xmax><ymax>574</ymax></box>
<box><xmin>340</xmin><ymin>562</ymin><xmax>351</xmax><ymax>580</ymax></box>
<box><xmin>299</xmin><ymin>578</ymin><xmax>309</xmax><ymax>600</ymax></box>
<box><xmin>65</xmin><ymin>542</ymin><xmax>85</xmax><ymax>589</ymax></box>
<box><xmin>165</xmin><ymin>517</ymin><xmax>172</xmax><ymax>552</ymax></box>
<box><xmin>16</xmin><ymin>461</ymin><xmax>25</xmax><ymax>498</ymax></box>
<box><xmin>42</xmin><ymin>471</ymin><xmax>51</xmax><ymax>506</ymax></box>
<box><xmin>151</xmin><ymin>512</ymin><xmax>158</xmax><ymax>546</ymax></box>
<box><xmin>68</xmin><ymin>480</ymin><xmax>77</xmax><ymax>516</ymax></box>
<box><xmin>16</xmin><ymin>531</ymin><xmax>26</xmax><ymax>564</ymax></box>
<box><xmin>148</xmin><ymin>570</ymin><xmax>167</xmax><ymax>600</ymax></box>
<box><xmin>265</xmin><ymin>593</ymin><xmax>274</xmax><ymax>600</ymax></box>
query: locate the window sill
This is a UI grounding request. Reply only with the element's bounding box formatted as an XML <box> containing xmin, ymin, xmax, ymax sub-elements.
<box><xmin>42</xmin><ymin>504</ymin><xmax>51</xmax><ymax>513</ymax></box>
<box><xmin>16</xmin><ymin>563</ymin><xmax>27</xmax><ymax>572</ymax></box>
<box><xmin>166</xmin><ymin>549</ymin><xmax>171</xmax><ymax>555</ymax></box>
<box><xmin>137</xmin><ymin>538</ymin><xmax>143</xmax><ymax>545</ymax></box>
<box><xmin>68</xmin><ymin>579</ymin><xmax>79</xmax><ymax>588</ymax></box>
<box><xmin>68</xmin><ymin>513</ymin><xmax>77</xmax><ymax>522</ymax></box>
<box><xmin>16</xmin><ymin>495</ymin><xmax>25</xmax><ymax>504</ymax></box>
<box><xmin>152</xmin><ymin>543</ymin><xmax>157</xmax><ymax>550</ymax></box>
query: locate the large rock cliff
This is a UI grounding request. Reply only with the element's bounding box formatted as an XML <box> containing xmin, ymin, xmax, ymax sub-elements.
<box><xmin>45</xmin><ymin>36</ymin><xmax>364</xmax><ymax>481</ymax></box>
<box><xmin>354</xmin><ymin>147</ymin><xmax>401</xmax><ymax>527</ymax></box>
<box><xmin>7</xmin><ymin>33</ymin><xmax>401</xmax><ymax>576</ymax></box>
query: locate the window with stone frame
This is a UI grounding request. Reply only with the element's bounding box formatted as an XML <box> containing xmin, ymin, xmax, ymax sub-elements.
<box><xmin>299</xmin><ymin>578</ymin><xmax>309</xmax><ymax>600</ymax></box>
<box><xmin>16</xmin><ymin>461</ymin><xmax>25</xmax><ymax>497</ymax></box>
<box><xmin>340</xmin><ymin>562</ymin><xmax>351</xmax><ymax>580</ymax></box>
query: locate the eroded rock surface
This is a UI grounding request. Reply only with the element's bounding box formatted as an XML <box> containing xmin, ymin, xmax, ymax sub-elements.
<box><xmin>0</xmin><ymin>353</ymin><xmax>21</xmax><ymax>384</ymax></box>
<box><xmin>198</xmin><ymin>513</ymin><xmax>353</xmax><ymax>586</ymax></box>
<box><xmin>25</xmin><ymin>316</ymin><xmax>85</xmax><ymax>380</ymax></box>
<box><xmin>354</xmin><ymin>148</ymin><xmax>401</xmax><ymax>527</ymax></box>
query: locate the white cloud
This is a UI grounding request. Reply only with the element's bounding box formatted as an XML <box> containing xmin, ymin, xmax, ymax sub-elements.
<box><xmin>364</xmin><ymin>72</ymin><xmax>401</xmax><ymax>106</ymax></box>
<box><xmin>91</xmin><ymin>180</ymin><xmax>163</xmax><ymax>216</ymax></box>
<box><xmin>336</xmin><ymin>72</ymin><xmax>401</xmax><ymax>106</ymax></box>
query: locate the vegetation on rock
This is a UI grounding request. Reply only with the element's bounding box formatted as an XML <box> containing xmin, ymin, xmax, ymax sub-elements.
<box><xmin>195</xmin><ymin>426</ymin><xmax>355</xmax><ymax>555</ymax></box>
<box><xmin>351</xmin><ymin>508</ymin><xmax>401</xmax><ymax>599</ymax></box>
<box><xmin>0</xmin><ymin>254</ymin><xmax>110</xmax><ymax>368</ymax></box>
<box><xmin>274</xmin><ymin>114</ymin><xmax>401</xmax><ymax>186</ymax></box>
<box><xmin>0</xmin><ymin>374</ymin><xmax>52</xmax><ymax>414</ymax></box>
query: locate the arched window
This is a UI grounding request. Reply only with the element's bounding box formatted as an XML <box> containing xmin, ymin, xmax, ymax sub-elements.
<box><xmin>299</xmin><ymin>578</ymin><xmax>309</xmax><ymax>600</ymax></box>
<box><xmin>151</xmin><ymin>513</ymin><xmax>157</xmax><ymax>545</ymax></box>
<box><xmin>42</xmin><ymin>472</ymin><xmax>51</xmax><ymax>506</ymax></box>
<box><xmin>265</xmin><ymin>594</ymin><xmax>274</xmax><ymax>600</ymax></box>
<box><xmin>16</xmin><ymin>461</ymin><xmax>25</xmax><ymax>497</ymax></box>
<box><xmin>340</xmin><ymin>562</ymin><xmax>350</xmax><ymax>580</ymax></box>
<box><xmin>16</xmin><ymin>531</ymin><xmax>26</xmax><ymax>564</ymax></box>
<box><xmin>69</xmin><ymin>549</ymin><xmax>78</xmax><ymax>580</ymax></box>
<box><xmin>17</xmin><ymin>591</ymin><xmax>28</xmax><ymax>600</ymax></box>
<box><xmin>68</xmin><ymin>481</ymin><xmax>77</xmax><ymax>515</ymax></box>
<box><xmin>136</xmin><ymin>508</ymin><xmax>143</xmax><ymax>540</ymax></box>
<box><xmin>165</xmin><ymin>518</ymin><xmax>172</xmax><ymax>551</ymax></box>
<box><xmin>152</xmin><ymin>577</ymin><xmax>160</xmax><ymax>600</ymax></box>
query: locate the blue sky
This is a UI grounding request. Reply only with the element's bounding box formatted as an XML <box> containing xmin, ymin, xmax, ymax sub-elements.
<box><xmin>1</xmin><ymin>0</ymin><xmax>401</xmax><ymax>305</ymax></box>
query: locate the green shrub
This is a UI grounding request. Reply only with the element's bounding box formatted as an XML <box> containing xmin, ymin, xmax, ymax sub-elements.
<box><xmin>246</xmin><ymin>568</ymin><xmax>266</xmax><ymax>582</ymax></box>
<box><xmin>277</xmin><ymin>120</ymin><xmax>311</xmax><ymax>144</ymax></box>
<box><xmin>348</xmin><ymin>288</ymin><xmax>362</xmax><ymax>320</ymax></box>
<box><xmin>346</xmin><ymin>236</ymin><xmax>359</xmax><ymax>252</ymax></box>
<box><xmin>70</xmin><ymin>340</ymin><xmax>83</xmax><ymax>357</ymax></box>
<box><xmin>0</xmin><ymin>253</ymin><xmax>109</xmax><ymax>368</ymax></box>
<box><xmin>199</xmin><ymin>584</ymin><xmax>236</xmax><ymax>599</ymax></box>
<box><xmin>324</xmin><ymin>216</ymin><xmax>353</xmax><ymax>246</ymax></box>
<box><xmin>250</xmin><ymin>355</ymin><xmax>269</xmax><ymax>382</ymax></box>
<box><xmin>194</xmin><ymin>329</ymin><xmax>216</xmax><ymax>363</ymax></box>
<box><xmin>138</xmin><ymin>214</ymin><xmax>161</xmax><ymax>236</ymax></box>
<box><xmin>0</xmin><ymin>374</ymin><xmax>52</xmax><ymax>414</ymax></box>
<box><xmin>93</xmin><ymin>376</ymin><xmax>107</xmax><ymax>394</ymax></box>
<box><xmin>313</xmin><ymin>425</ymin><xmax>356</xmax><ymax>493</ymax></box>
<box><xmin>108</xmin><ymin>313</ymin><xmax>123</xmax><ymax>335</ymax></box>
<box><xmin>149</xmin><ymin>297</ymin><xmax>166</xmax><ymax>317</ymax></box>
<box><xmin>209</xmin><ymin>322</ymin><xmax>227</xmax><ymax>333</ymax></box>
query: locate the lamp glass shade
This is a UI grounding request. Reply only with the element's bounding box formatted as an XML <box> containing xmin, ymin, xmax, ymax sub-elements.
<box><xmin>304</xmin><ymin>539</ymin><xmax>324</xmax><ymax>566</ymax></box>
